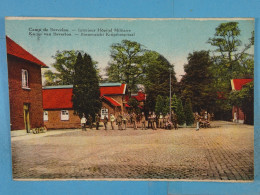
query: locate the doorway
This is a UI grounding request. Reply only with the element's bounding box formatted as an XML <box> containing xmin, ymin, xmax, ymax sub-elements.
<box><xmin>23</xmin><ymin>103</ymin><xmax>30</xmax><ymax>133</ymax></box>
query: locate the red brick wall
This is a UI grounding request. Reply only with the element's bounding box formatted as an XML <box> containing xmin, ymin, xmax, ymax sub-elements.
<box><xmin>8</xmin><ymin>55</ymin><xmax>44</xmax><ymax>130</ymax></box>
<box><xmin>44</xmin><ymin>109</ymin><xmax>81</xmax><ymax>129</ymax></box>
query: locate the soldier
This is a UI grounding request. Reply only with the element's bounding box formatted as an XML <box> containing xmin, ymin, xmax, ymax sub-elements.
<box><xmin>133</xmin><ymin>112</ymin><xmax>138</xmax><ymax>130</ymax></box>
<box><xmin>116</xmin><ymin>114</ymin><xmax>123</xmax><ymax>130</ymax></box>
<box><xmin>141</xmin><ymin>112</ymin><xmax>147</xmax><ymax>130</ymax></box>
<box><xmin>110</xmin><ymin>113</ymin><xmax>115</xmax><ymax>130</ymax></box>
<box><xmin>88</xmin><ymin>114</ymin><xmax>93</xmax><ymax>129</ymax></box>
<box><xmin>104</xmin><ymin>115</ymin><xmax>108</xmax><ymax>130</ymax></box>
<box><xmin>95</xmin><ymin>114</ymin><xmax>100</xmax><ymax>130</ymax></box>
<box><xmin>148</xmin><ymin>112</ymin><xmax>152</xmax><ymax>129</ymax></box>
<box><xmin>81</xmin><ymin>114</ymin><xmax>87</xmax><ymax>131</ymax></box>
<box><xmin>151</xmin><ymin>112</ymin><xmax>157</xmax><ymax>130</ymax></box>
<box><xmin>158</xmin><ymin>113</ymin><xmax>164</xmax><ymax>128</ymax></box>
<box><xmin>122</xmin><ymin>113</ymin><xmax>127</xmax><ymax>130</ymax></box>
<box><xmin>195</xmin><ymin>112</ymin><xmax>201</xmax><ymax>131</ymax></box>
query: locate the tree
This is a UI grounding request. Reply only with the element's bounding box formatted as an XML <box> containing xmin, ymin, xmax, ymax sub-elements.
<box><xmin>208</xmin><ymin>22</ymin><xmax>254</xmax><ymax>120</ymax></box>
<box><xmin>184</xmin><ymin>98</ymin><xmax>194</xmax><ymax>126</ymax></box>
<box><xmin>72</xmin><ymin>52</ymin><xmax>101</xmax><ymax>118</ymax></box>
<box><xmin>143</xmin><ymin>51</ymin><xmax>177</xmax><ymax>112</ymax></box>
<box><xmin>179</xmin><ymin>50</ymin><xmax>216</xmax><ymax>112</ymax></box>
<box><xmin>171</xmin><ymin>94</ymin><xmax>178</xmax><ymax>112</ymax></box>
<box><xmin>155</xmin><ymin>95</ymin><xmax>164</xmax><ymax>116</ymax></box>
<box><xmin>44</xmin><ymin>50</ymin><xmax>100</xmax><ymax>86</ymax></box>
<box><xmin>106</xmin><ymin>40</ymin><xmax>146</xmax><ymax>94</ymax></box>
<box><xmin>176</xmin><ymin>97</ymin><xmax>185</xmax><ymax>125</ymax></box>
<box><xmin>127</xmin><ymin>97</ymin><xmax>140</xmax><ymax>114</ymax></box>
<box><xmin>208</xmin><ymin>22</ymin><xmax>254</xmax><ymax>89</ymax></box>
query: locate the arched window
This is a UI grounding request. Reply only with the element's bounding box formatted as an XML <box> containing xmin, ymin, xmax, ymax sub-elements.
<box><xmin>21</xmin><ymin>69</ymin><xmax>29</xmax><ymax>88</ymax></box>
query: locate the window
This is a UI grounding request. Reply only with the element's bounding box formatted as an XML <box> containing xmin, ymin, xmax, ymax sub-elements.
<box><xmin>61</xmin><ymin>110</ymin><xmax>69</xmax><ymax>120</ymax></box>
<box><xmin>43</xmin><ymin>111</ymin><xmax>48</xmax><ymax>121</ymax></box>
<box><xmin>21</xmin><ymin>69</ymin><xmax>29</xmax><ymax>88</ymax></box>
<box><xmin>101</xmin><ymin>108</ymin><xmax>108</xmax><ymax>119</ymax></box>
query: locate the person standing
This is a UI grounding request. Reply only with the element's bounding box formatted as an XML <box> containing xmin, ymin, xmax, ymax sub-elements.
<box><xmin>151</xmin><ymin>112</ymin><xmax>157</xmax><ymax>130</ymax></box>
<box><xmin>122</xmin><ymin>113</ymin><xmax>127</xmax><ymax>130</ymax></box>
<box><xmin>95</xmin><ymin>114</ymin><xmax>100</xmax><ymax>130</ymax></box>
<box><xmin>117</xmin><ymin>114</ymin><xmax>123</xmax><ymax>130</ymax></box>
<box><xmin>88</xmin><ymin>114</ymin><xmax>93</xmax><ymax>129</ymax></box>
<box><xmin>110</xmin><ymin>113</ymin><xmax>115</xmax><ymax>130</ymax></box>
<box><xmin>132</xmin><ymin>112</ymin><xmax>137</xmax><ymax>130</ymax></box>
<box><xmin>81</xmin><ymin>115</ymin><xmax>87</xmax><ymax>131</ymax></box>
<box><xmin>141</xmin><ymin>113</ymin><xmax>147</xmax><ymax>130</ymax></box>
<box><xmin>104</xmin><ymin>115</ymin><xmax>108</xmax><ymax>130</ymax></box>
<box><xmin>195</xmin><ymin>112</ymin><xmax>201</xmax><ymax>131</ymax></box>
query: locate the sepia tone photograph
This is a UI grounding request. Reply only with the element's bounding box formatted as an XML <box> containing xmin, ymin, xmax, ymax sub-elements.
<box><xmin>6</xmin><ymin>17</ymin><xmax>254</xmax><ymax>181</ymax></box>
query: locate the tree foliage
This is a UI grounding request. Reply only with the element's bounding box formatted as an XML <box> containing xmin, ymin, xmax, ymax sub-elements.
<box><xmin>72</xmin><ymin>53</ymin><xmax>101</xmax><ymax>118</ymax></box>
<box><xmin>176</xmin><ymin>97</ymin><xmax>185</xmax><ymax>125</ymax></box>
<box><xmin>106</xmin><ymin>40</ymin><xmax>145</xmax><ymax>93</ymax></box>
<box><xmin>184</xmin><ymin>98</ymin><xmax>194</xmax><ymax>126</ymax></box>
<box><xmin>207</xmin><ymin>22</ymin><xmax>254</xmax><ymax>120</ymax></box>
<box><xmin>127</xmin><ymin>97</ymin><xmax>140</xmax><ymax>114</ymax></box>
<box><xmin>143</xmin><ymin>51</ymin><xmax>177</xmax><ymax>112</ymax></box>
<box><xmin>179</xmin><ymin>50</ymin><xmax>216</xmax><ymax>112</ymax></box>
<box><xmin>44</xmin><ymin>50</ymin><xmax>100</xmax><ymax>86</ymax></box>
<box><xmin>229</xmin><ymin>82</ymin><xmax>254</xmax><ymax>124</ymax></box>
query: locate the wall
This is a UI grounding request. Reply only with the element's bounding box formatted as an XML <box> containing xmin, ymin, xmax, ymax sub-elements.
<box><xmin>8</xmin><ymin>55</ymin><xmax>44</xmax><ymax>130</ymax></box>
<box><xmin>44</xmin><ymin>109</ymin><xmax>81</xmax><ymax>129</ymax></box>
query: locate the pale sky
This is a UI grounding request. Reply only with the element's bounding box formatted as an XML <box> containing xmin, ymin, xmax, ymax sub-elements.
<box><xmin>5</xmin><ymin>17</ymin><xmax>254</xmax><ymax>81</ymax></box>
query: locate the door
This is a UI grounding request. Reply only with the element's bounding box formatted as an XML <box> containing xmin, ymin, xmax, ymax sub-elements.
<box><xmin>23</xmin><ymin>103</ymin><xmax>30</xmax><ymax>133</ymax></box>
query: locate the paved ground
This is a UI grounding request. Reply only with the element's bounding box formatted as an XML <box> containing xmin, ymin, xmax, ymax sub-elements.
<box><xmin>11</xmin><ymin>121</ymin><xmax>254</xmax><ymax>181</ymax></box>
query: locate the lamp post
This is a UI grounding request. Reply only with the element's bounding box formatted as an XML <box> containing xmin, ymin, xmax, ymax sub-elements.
<box><xmin>169</xmin><ymin>67</ymin><xmax>172</xmax><ymax>122</ymax></box>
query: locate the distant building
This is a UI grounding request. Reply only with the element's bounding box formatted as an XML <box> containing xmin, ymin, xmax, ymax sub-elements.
<box><xmin>231</xmin><ymin>79</ymin><xmax>253</xmax><ymax>124</ymax></box>
<box><xmin>42</xmin><ymin>83</ymin><xmax>128</xmax><ymax>129</ymax></box>
<box><xmin>6</xmin><ymin>36</ymin><xmax>48</xmax><ymax>132</ymax></box>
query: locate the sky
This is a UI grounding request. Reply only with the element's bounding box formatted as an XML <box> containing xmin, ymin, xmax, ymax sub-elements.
<box><xmin>5</xmin><ymin>17</ymin><xmax>254</xmax><ymax>81</ymax></box>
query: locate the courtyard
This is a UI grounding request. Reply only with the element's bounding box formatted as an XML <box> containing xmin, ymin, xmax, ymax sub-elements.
<box><xmin>11</xmin><ymin>121</ymin><xmax>254</xmax><ymax>181</ymax></box>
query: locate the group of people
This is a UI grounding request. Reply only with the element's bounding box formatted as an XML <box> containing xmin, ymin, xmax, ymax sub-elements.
<box><xmin>194</xmin><ymin>111</ymin><xmax>214</xmax><ymax>131</ymax></box>
<box><xmin>80</xmin><ymin>112</ymin><xmax>179</xmax><ymax>131</ymax></box>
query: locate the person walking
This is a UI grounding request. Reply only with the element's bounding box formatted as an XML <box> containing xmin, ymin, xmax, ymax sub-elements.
<box><xmin>88</xmin><ymin>114</ymin><xmax>93</xmax><ymax>129</ymax></box>
<box><xmin>110</xmin><ymin>113</ymin><xmax>115</xmax><ymax>130</ymax></box>
<box><xmin>104</xmin><ymin>115</ymin><xmax>108</xmax><ymax>130</ymax></box>
<box><xmin>81</xmin><ymin>114</ymin><xmax>87</xmax><ymax>131</ymax></box>
<box><xmin>95</xmin><ymin>114</ymin><xmax>100</xmax><ymax>130</ymax></box>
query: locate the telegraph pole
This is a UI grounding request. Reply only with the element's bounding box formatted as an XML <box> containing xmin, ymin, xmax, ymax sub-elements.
<box><xmin>169</xmin><ymin>68</ymin><xmax>172</xmax><ymax>122</ymax></box>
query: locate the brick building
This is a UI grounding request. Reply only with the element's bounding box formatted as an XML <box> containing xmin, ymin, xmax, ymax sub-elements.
<box><xmin>6</xmin><ymin>36</ymin><xmax>48</xmax><ymax>132</ymax></box>
<box><xmin>231</xmin><ymin>79</ymin><xmax>253</xmax><ymax>123</ymax></box>
<box><xmin>42</xmin><ymin>83</ymin><xmax>128</xmax><ymax>129</ymax></box>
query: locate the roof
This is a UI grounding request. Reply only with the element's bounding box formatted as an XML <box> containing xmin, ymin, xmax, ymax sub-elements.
<box><xmin>100</xmin><ymin>83</ymin><xmax>126</xmax><ymax>96</ymax></box>
<box><xmin>6</xmin><ymin>36</ymin><xmax>47</xmax><ymax>67</ymax></box>
<box><xmin>43</xmin><ymin>88</ymin><xmax>73</xmax><ymax>109</ymax></box>
<box><xmin>43</xmin><ymin>83</ymin><xmax>126</xmax><ymax>96</ymax></box>
<box><xmin>103</xmin><ymin>96</ymin><xmax>121</xmax><ymax>107</ymax></box>
<box><xmin>132</xmin><ymin>91</ymin><xmax>146</xmax><ymax>101</ymax></box>
<box><xmin>42</xmin><ymin>83</ymin><xmax>126</xmax><ymax>109</ymax></box>
<box><xmin>231</xmin><ymin>79</ymin><xmax>253</xmax><ymax>91</ymax></box>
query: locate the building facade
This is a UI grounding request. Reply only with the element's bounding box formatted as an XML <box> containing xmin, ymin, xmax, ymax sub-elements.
<box><xmin>6</xmin><ymin>36</ymin><xmax>48</xmax><ymax>132</ymax></box>
<box><xmin>42</xmin><ymin>83</ymin><xmax>128</xmax><ymax>129</ymax></box>
<box><xmin>231</xmin><ymin>79</ymin><xmax>253</xmax><ymax>124</ymax></box>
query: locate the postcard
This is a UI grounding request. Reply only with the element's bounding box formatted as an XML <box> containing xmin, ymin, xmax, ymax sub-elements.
<box><xmin>5</xmin><ymin>17</ymin><xmax>254</xmax><ymax>181</ymax></box>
